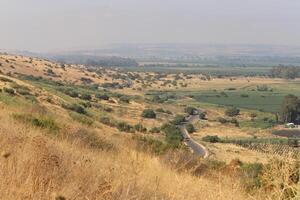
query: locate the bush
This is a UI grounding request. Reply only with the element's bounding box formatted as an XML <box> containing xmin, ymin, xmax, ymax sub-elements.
<box><xmin>65</xmin><ymin>90</ymin><xmax>79</xmax><ymax>98</ymax></box>
<box><xmin>240</xmin><ymin>94</ymin><xmax>249</xmax><ymax>98</ymax></box>
<box><xmin>149</xmin><ymin>127</ymin><xmax>160</xmax><ymax>133</ymax></box>
<box><xmin>225</xmin><ymin>107</ymin><xmax>240</xmax><ymax>117</ymax></box>
<box><xmin>141</xmin><ymin>109</ymin><xmax>156</xmax><ymax>119</ymax></box>
<box><xmin>3</xmin><ymin>87</ymin><xmax>15</xmax><ymax>95</ymax></box>
<box><xmin>80</xmin><ymin>93</ymin><xmax>92</xmax><ymax>101</ymax></box>
<box><xmin>161</xmin><ymin>123</ymin><xmax>183</xmax><ymax>148</ymax></box>
<box><xmin>103</xmin><ymin>107</ymin><xmax>113</xmax><ymax>112</ymax></box>
<box><xmin>63</xmin><ymin>104</ymin><xmax>87</xmax><ymax>115</ymax></box>
<box><xmin>199</xmin><ymin>112</ymin><xmax>206</xmax><ymax>120</ymax></box>
<box><xmin>95</xmin><ymin>93</ymin><xmax>109</xmax><ymax>100</ymax></box>
<box><xmin>132</xmin><ymin>135</ymin><xmax>168</xmax><ymax>155</ymax></box>
<box><xmin>134</xmin><ymin>123</ymin><xmax>147</xmax><ymax>132</ymax></box>
<box><xmin>171</xmin><ymin>115</ymin><xmax>186</xmax><ymax>125</ymax></box>
<box><xmin>99</xmin><ymin>117</ymin><xmax>114</xmax><ymax>126</ymax></box>
<box><xmin>226</xmin><ymin>87</ymin><xmax>236</xmax><ymax>91</ymax></box>
<box><xmin>186</xmin><ymin>124</ymin><xmax>196</xmax><ymax>133</ymax></box>
<box><xmin>13</xmin><ymin>114</ymin><xmax>60</xmax><ymax>134</ymax></box>
<box><xmin>230</xmin><ymin>118</ymin><xmax>240</xmax><ymax>127</ymax></box>
<box><xmin>257</xmin><ymin>85</ymin><xmax>269</xmax><ymax>91</ymax></box>
<box><xmin>116</xmin><ymin>121</ymin><xmax>134</xmax><ymax>132</ymax></box>
<box><xmin>202</xmin><ymin>135</ymin><xmax>221</xmax><ymax>143</ymax></box>
<box><xmin>79</xmin><ymin>101</ymin><xmax>92</xmax><ymax>108</ymax></box>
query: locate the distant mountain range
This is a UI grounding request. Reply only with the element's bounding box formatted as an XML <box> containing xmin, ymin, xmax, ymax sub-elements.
<box><xmin>2</xmin><ymin>44</ymin><xmax>300</xmax><ymax>67</ymax></box>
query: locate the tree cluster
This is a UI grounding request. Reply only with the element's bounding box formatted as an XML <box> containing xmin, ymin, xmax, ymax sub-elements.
<box><xmin>281</xmin><ymin>95</ymin><xmax>300</xmax><ymax>124</ymax></box>
<box><xmin>270</xmin><ymin>66</ymin><xmax>300</xmax><ymax>79</ymax></box>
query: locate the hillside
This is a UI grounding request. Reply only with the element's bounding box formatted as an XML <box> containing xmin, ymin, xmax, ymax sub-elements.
<box><xmin>0</xmin><ymin>53</ymin><xmax>299</xmax><ymax>199</ymax></box>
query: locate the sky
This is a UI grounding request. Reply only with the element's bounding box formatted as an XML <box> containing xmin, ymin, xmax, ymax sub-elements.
<box><xmin>1</xmin><ymin>0</ymin><xmax>300</xmax><ymax>52</ymax></box>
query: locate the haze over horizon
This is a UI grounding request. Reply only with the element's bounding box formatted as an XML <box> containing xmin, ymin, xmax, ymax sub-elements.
<box><xmin>1</xmin><ymin>0</ymin><xmax>300</xmax><ymax>52</ymax></box>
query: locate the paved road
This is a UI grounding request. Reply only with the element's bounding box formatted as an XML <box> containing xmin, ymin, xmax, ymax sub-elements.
<box><xmin>180</xmin><ymin>112</ymin><xmax>209</xmax><ymax>158</ymax></box>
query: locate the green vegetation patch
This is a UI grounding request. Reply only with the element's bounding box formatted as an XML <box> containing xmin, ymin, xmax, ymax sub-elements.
<box><xmin>69</xmin><ymin>112</ymin><xmax>94</xmax><ymax>126</ymax></box>
<box><xmin>12</xmin><ymin>113</ymin><xmax>60</xmax><ymax>134</ymax></box>
<box><xmin>193</xmin><ymin>90</ymin><xmax>284</xmax><ymax>113</ymax></box>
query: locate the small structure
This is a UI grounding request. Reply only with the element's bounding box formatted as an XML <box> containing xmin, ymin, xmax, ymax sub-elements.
<box><xmin>285</xmin><ymin>123</ymin><xmax>296</xmax><ymax>128</ymax></box>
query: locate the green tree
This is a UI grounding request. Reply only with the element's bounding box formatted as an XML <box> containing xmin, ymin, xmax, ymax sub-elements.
<box><xmin>161</xmin><ymin>123</ymin><xmax>183</xmax><ymax>148</ymax></box>
<box><xmin>281</xmin><ymin>95</ymin><xmax>300</xmax><ymax>124</ymax></box>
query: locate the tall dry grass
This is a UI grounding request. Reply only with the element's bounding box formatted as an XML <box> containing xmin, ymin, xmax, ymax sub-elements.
<box><xmin>0</xmin><ymin>106</ymin><xmax>298</xmax><ymax>199</ymax></box>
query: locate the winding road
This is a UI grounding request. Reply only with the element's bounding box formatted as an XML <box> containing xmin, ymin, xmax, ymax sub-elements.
<box><xmin>180</xmin><ymin>111</ymin><xmax>209</xmax><ymax>158</ymax></box>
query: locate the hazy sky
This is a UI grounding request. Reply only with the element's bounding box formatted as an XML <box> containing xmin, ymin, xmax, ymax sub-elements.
<box><xmin>1</xmin><ymin>0</ymin><xmax>300</xmax><ymax>52</ymax></box>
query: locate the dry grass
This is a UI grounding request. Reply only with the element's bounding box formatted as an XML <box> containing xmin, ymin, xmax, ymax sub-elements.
<box><xmin>0</xmin><ymin>113</ymin><xmax>248</xmax><ymax>200</ymax></box>
<box><xmin>0</xmin><ymin>104</ymin><xmax>298</xmax><ymax>199</ymax></box>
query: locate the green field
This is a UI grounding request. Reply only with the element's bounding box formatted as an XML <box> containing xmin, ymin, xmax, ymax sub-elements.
<box><xmin>193</xmin><ymin>91</ymin><xmax>284</xmax><ymax>112</ymax></box>
<box><xmin>148</xmin><ymin>81</ymin><xmax>300</xmax><ymax>113</ymax></box>
<box><xmin>120</xmin><ymin>65</ymin><xmax>271</xmax><ymax>76</ymax></box>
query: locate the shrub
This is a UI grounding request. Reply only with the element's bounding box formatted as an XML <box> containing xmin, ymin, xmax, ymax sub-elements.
<box><xmin>186</xmin><ymin>124</ymin><xmax>196</xmax><ymax>133</ymax></box>
<box><xmin>240</xmin><ymin>94</ymin><xmax>249</xmax><ymax>98</ymax></box>
<box><xmin>3</xmin><ymin>87</ymin><xmax>15</xmax><ymax>95</ymax></box>
<box><xmin>65</xmin><ymin>89</ymin><xmax>79</xmax><ymax>98</ymax></box>
<box><xmin>202</xmin><ymin>135</ymin><xmax>221</xmax><ymax>143</ymax></box>
<box><xmin>161</xmin><ymin>123</ymin><xmax>183</xmax><ymax>148</ymax></box>
<box><xmin>103</xmin><ymin>107</ymin><xmax>113</xmax><ymax>112</ymax></box>
<box><xmin>79</xmin><ymin>101</ymin><xmax>92</xmax><ymax>108</ymax></box>
<box><xmin>134</xmin><ymin>123</ymin><xmax>147</xmax><ymax>132</ymax></box>
<box><xmin>149</xmin><ymin>127</ymin><xmax>160</xmax><ymax>133</ymax></box>
<box><xmin>141</xmin><ymin>109</ymin><xmax>156</xmax><ymax>119</ymax></box>
<box><xmin>95</xmin><ymin>93</ymin><xmax>109</xmax><ymax>100</ymax></box>
<box><xmin>132</xmin><ymin>135</ymin><xmax>168</xmax><ymax>155</ymax></box>
<box><xmin>171</xmin><ymin>115</ymin><xmax>186</xmax><ymax>125</ymax></box>
<box><xmin>80</xmin><ymin>93</ymin><xmax>92</xmax><ymax>101</ymax></box>
<box><xmin>231</xmin><ymin>118</ymin><xmax>240</xmax><ymax>127</ymax></box>
<box><xmin>63</xmin><ymin>104</ymin><xmax>87</xmax><ymax>115</ymax></box>
<box><xmin>116</xmin><ymin>121</ymin><xmax>134</xmax><ymax>132</ymax></box>
<box><xmin>257</xmin><ymin>85</ymin><xmax>269</xmax><ymax>91</ymax></box>
<box><xmin>99</xmin><ymin>117</ymin><xmax>114</xmax><ymax>126</ymax></box>
<box><xmin>226</xmin><ymin>87</ymin><xmax>236</xmax><ymax>91</ymax></box>
<box><xmin>225</xmin><ymin>107</ymin><xmax>240</xmax><ymax>117</ymax></box>
<box><xmin>199</xmin><ymin>112</ymin><xmax>206</xmax><ymax>120</ymax></box>
<box><xmin>13</xmin><ymin>114</ymin><xmax>60</xmax><ymax>134</ymax></box>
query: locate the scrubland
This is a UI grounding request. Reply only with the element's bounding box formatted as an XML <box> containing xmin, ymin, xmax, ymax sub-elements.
<box><xmin>0</xmin><ymin>53</ymin><xmax>299</xmax><ymax>199</ymax></box>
